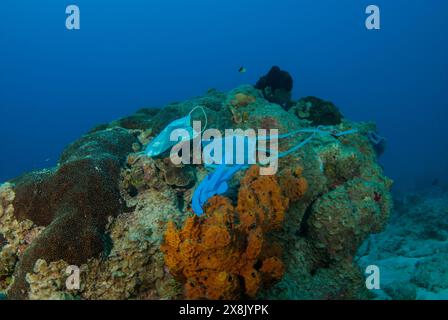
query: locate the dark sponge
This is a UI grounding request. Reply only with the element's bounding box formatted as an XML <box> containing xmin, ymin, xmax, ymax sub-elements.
<box><xmin>255</xmin><ymin>66</ymin><xmax>293</xmax><ymax>92</ymax></box>
<box><xmin>303</xmin><ymin>96</ymin><xmax>343</xmax><ymax>126</ymax></box>
<box><xmin>8</xmin><ymin>128</ymin><xmax>136</xmax><ymax>299</ymax></box>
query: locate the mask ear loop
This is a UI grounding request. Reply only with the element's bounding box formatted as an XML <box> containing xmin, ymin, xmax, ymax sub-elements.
<box><xmin>257</xmin><ymin>126</ymin><xmax>358</xmax><ymax>162</ymax></box>
<box><xmin>189</xmin><ymin>105</ymin><xmax>208</xmax><ymax>134</ymax></box>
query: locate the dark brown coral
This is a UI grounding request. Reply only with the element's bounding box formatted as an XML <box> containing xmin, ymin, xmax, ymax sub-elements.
<box><xmin>8</xmin><ymin>128</ymin><xmax>136</xmax><ymax>299</ymax></box>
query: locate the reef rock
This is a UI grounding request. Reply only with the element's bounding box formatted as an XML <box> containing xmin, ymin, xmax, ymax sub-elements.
<box><xmin>0</xmin><ymin>84</ymin><xmax>393</xmax><ymax>300</ymax></box>
<box><xmin>289</xmin><ymin>96</ymin><xmax>343</xmax><ymax>126</ymax></box>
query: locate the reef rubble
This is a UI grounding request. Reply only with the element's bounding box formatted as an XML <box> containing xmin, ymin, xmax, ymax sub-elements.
<box><xmin>0</xmin><ymin>83</ymin><xmax>393</xmax><ymax>300</ymax></box>
<box><xmin>357</xmin><ymin>189</ymin><xmax>448</xmax><ymax>300</ymax></box>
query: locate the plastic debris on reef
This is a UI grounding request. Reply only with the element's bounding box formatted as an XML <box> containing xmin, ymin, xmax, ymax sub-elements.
<box><xmin>141</xmin><ymin>106</ymin><xmax>358</xmax><ymax>216</ymax></box>
<box><xmin>143</xmin><ymin>104</ymin><xmax>357</xmax><ymax>217</ymax></box>
<box><xmin>367</xmin><ymin>131</ymin><xmax>387</xmax><ymax>157</ymax></box>
<box><xmin>144</xmin><ymin>106</ymin><xmax>207</xmax><ymax>157</ymax></box>
<box><xmin>145</xmin><ymin>106</ymin><xmax>357</xmax><ymax>216</ymax></box>
<box><xmin>192</xmin><ymin>164</ymin><xmax>244</xmax><ymax>216</ymax></box>
<box><xmin>189</xmin><ymin>126</ymin><xmax>358</xmax><ymax>216</ymax></box>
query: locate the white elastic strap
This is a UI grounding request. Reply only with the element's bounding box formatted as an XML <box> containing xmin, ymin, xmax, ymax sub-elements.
<box><xmin>189</xmin><ymin>105</ymin><xmax>208</xmax><ymax>133</ymax></box>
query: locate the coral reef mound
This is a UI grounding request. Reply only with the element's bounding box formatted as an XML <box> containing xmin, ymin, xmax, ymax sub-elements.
<box><xmin>4</xmin><ymin>128</ymin><xmax>137</xmax><ymax>299</ymax></box>
<box><xmin>0</xmin><ymin>83</ymin><xmax>392</xmax><ymax>300</ymax></box>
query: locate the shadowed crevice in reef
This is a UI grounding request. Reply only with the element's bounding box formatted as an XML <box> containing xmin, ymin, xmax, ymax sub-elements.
<box><xmin>8</xmin><ymin>128</ymin><xmax>137</xmax><ymax>299</ymax></box>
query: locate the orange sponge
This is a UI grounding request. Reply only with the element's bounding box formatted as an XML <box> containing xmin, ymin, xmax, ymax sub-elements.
<box><xmin>161</xmin><ymin>165</ymin><xmax>306</xmax><ymax>299</ymax></box>
<box><xmin>237</xmin><ymin>166</ymin><xmax>289</xmax><ymax>232</ymax></box>
<box><xmin>279</xmin><ymin>166</ymin><xmax>308</xmax><ymax>202</ymax></box>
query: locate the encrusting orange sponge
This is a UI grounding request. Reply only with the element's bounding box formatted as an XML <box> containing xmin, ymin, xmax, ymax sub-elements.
<box><xmin>161</xmin><ymin>165</ymin><xmax>307</xmax><ymax>299</ymax></box>
<box><xmin>279</xmin><ymin>166</ymin><xmax>308</xmax><ymax>202</ymax></box>
<box><xmin>237</xmin><ymin>165</ymin><xmax>289</xmax><ymax>233</ymax></box>
<box><xmin>231</xmin><ymin>93</ymin><xmax>256</xmax><ymax>108</ymax></box>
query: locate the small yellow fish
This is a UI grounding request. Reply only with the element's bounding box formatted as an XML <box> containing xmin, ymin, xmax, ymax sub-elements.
<box><xmin>238</xmin><ymin>66</ymin><xmax>247</xmax><ymax>73</ymax></box>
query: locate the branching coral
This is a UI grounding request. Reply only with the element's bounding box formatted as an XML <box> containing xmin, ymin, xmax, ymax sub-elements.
<box><xmin>161</xmin><ymin>165</ymin><xmax>307</xmax><ymax>299</ymax></box>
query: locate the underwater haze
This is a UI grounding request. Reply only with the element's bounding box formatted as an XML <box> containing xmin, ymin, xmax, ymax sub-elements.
<box><xmin>2</xmin><ymin>0</ymin><xmax>448</xmax><ymax>302</ymax></box>
<box><xmin>1</xmin><ymin>0</ymin><xmax>448</xmax><ymax>191</ymax></box>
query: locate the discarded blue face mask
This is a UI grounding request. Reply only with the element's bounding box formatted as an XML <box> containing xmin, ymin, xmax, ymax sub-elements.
<box><xmin>192</xmin><ymin>126</ymin><xmax>359</xmax><ymax>215</ymax></box>
<box><xmin>192</xmin><ymin>163</ymin><xmax>244</xmax><ymax>216</ymax></box>
<box><xmin>367</xmin><ymin>131</ymin><xmax>386</xmax><ymax>146</ymax></box>
<box><xmin>202</xmin><ymin>127</ymin><xmax>359</xmax><ymax>167</ymax></box>
<box><xmin>202</xmin><ymin>134</ymin><xmax>258</xmax><ymax>169</ymax></box>
<box><xmin>144</xmin><ymin>106</ymin><xmax>208</xmax><ymax>157</ymax></box>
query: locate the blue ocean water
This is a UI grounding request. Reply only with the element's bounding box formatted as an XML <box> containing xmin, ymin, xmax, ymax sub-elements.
<box><xmin>1</xmin><ymin>0</ymin><xmax>447</xmax><ymax>193</ymax></box>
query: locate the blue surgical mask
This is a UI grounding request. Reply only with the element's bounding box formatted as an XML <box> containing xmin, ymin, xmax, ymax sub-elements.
<box><xmin>144</xmin><ymin>106</ymin><xmax>207</xmax><ymax>157</ymax></box>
